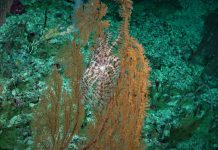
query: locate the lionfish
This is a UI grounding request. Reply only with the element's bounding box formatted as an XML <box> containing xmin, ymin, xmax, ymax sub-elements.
<box><xmin>81</xmin><ymin>34</ymin><xmax>120</xmax><ymax>108</ymax></box>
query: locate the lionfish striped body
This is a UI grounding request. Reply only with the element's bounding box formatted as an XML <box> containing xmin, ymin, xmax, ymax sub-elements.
<box><xmin>81</xmin><ymin>35</ymin><xmax>120</xmax><ymax>108</ymax></box>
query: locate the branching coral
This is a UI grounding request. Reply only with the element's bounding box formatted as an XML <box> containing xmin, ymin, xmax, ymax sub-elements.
<box><xmin>83</xmin><ymin>0</ymin><xmax>150</xmax><ymax>149</ymax></box>
<box><xmin>32</xmin><ymin>0</ymin><xmax>150</xmax><ymax>149</ymax></box>
<box><xmin>74</xmin><ymin>0</ymin><xmax>109</xmax><ymax>45</ymax></box>
<box><xmin>32</xmin><ymin>42</ymin><xmax>85</xmax><ymax>150</ymax></box>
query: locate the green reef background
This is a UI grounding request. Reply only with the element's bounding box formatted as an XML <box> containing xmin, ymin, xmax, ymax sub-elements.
<box><xmin>0</xmin><ymin>0</ymin><xmax>218</xmax><ymax>149</ymax></box>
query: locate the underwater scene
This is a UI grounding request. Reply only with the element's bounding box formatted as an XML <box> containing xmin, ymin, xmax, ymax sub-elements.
<box><xmin>0</xmin><ymin>0</ymin><xmax>218</xmax><ymax>149</ymax></box>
